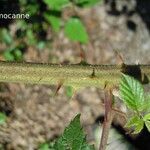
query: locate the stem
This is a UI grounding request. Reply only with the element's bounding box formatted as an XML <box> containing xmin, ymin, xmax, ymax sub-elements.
<box><xmin>0</xmin><ymin>61</ymin><xmax>149</xmax><ymax>88</ymax></box>
<box><xmin>99</xmin><ymin>90</ymin><xmax>115</xmax><ymax>150</ymax></box>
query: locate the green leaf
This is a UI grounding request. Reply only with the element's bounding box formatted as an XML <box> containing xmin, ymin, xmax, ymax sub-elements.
<box><xmin>39</xmin><ymin>143</ymin><xmax>49</xmax><ymax>150</ymax></box>
<box><xmin>125</xmin><ymin>116</ymin><xmax>144</xmax><ymax>134</ymax></box>
<box><xmin>74</xmin><ymin>0</ymin><xmax>101</xmax><ymax>7</ymax></box>
<box><xmin>44</xmin><ymin>0</ymin><xmax>70</xmax><ymax>10</ymax></box>
<box><xmin>64</xmin><ymin>17</ymin><xmax>89</xmax><ymax>44</ymax></box>
<box><xmin>3</xmin><ymin>50</ymin><xmax>15</xmax><ymax>61</ymax></box>
<box><xmin>26</xmin><ymin>4</ymin><xmax>39</xmax><ymax>16</ymax></box>
<box><xmin>66</xmin><ymin>86</ymin><xmax>73</xmax><ymax>98</ymax></box>
<box><xmin>54</xmin><ymin>114</ymin><xmax>94</xmax><ymax>150</ymax></box>
<box><xmin>119</xmin><ymin>74</ymin><xmax>145</xmax><ymax>111</ymax></box>
<box><xmin>145</xmin><ymin>121</ymin><xmax>150</xmax><ymax>132</ymax></box>
<box><xmin>37</xmin><ymin>41</ymin><xmax>46</xmax><ymax>50</ymax></box>
<box><xmin>26</xmin><ymin>29</ymin><xmax>37</xmax><ymax>45</ymax></box>
<box><xmin>143</xmin><ymin>113</ymin><xmax>150</xmax><ymax>121</ymax></box>
<box><xmin>14</xmin><ymin>49</ymin><xmax>23</xmax><ymax>61</ymax></box>
<box><xmin>141</xmin><ymin>95</ymin><xmax>150</xmax><ymax>112</ymax></box>
<box><xmin>0</xmin><ymin>112</ymin><xmax>7</xmax><ymax>125</ymax></box>
<box><xmin>1</xmin><ymin>29</ymin><xmax>13</xmax><ymax>45</ymax></box>
<box><xmin>3</xmin><ymin>48</ymin><xmax>23</xmax><ymax>61</ymax></box>
<box><xmin>44</xmin><ymin>12</ymin><xmax>61</xmax><ymax>32</ymax></box>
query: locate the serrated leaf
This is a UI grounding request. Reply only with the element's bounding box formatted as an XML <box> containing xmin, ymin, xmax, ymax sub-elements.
<box><xmin>125</xmin><ymin>116</ymin><xmax>144</xmax><ymax>134</ymax></box>
<box><xmin>141</xmin><ymin>95</ymin><xmax>150</xmax><ymax>112</ymax></box>
<box><xmin>0</xmin><ymin>112</ymin><xmax>7</xmax><ymax>125</ymax></box>
<box><xmin>119</xmin><ymin>74</ymin><xmax>145</xmax><ymax>111</ymax></box>
<box><xmin>74</xmin><ymin>0</ymin><xmax>101</xmax><ymax>7</ymax></box>
<box><xmin>133</xmin><ymin>119</ymin><xmax>144</xmax><ymax>134</ymax></box>
<box><xmin>54</xmin><ymin>114</ymin><xmax>94</xmax><ymax>150</ymax></box>
<box><xmin>44</xmin><ymin>0</ymin><xmax>70</xmax><ymax>11</ymax></box>
<box><xmin>125</xmin><ymin>116</ymin><xmax>140</xmax><ymax>128</ymax></box>
<box><xmin>64</xmin><ymin>17</ymin><xmax>89</xmax><ymax>44</ymax></box>
<box><xmin>143</xmin><ymin>113</ymin><xmax>150</xmax><ymax>121</ymax></box>
<box><xmin>44</xmin><ymin>12</ymin><xmax>61</xmax><ymax>32</ymax></box>
<box><xmin>145</xmin><ymin>121</ymin><xmax>150</xmax><ymax>132</ymax></box>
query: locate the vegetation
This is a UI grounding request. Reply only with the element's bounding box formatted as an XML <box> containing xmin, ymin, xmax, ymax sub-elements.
<box><xmin>0</xmin><ymin>0</ymin><xmax>102</xmax><ymax>61</ymax></box>
<box><xmin>0</xmin><ymin>0</ymin><xmax>150</xmax><ymax>150</ymax></box>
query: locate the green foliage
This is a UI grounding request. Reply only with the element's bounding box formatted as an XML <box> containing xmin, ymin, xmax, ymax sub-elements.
<box><xmin>44</xmin><ymin>0</ymin><xmax>70</xmax><ymax>11</ymax></box>
<box><xmin>120</xmin><ymin>74</ymin><xmax>145</xmax><ymax>112</ymax></box>
<box><xmin>125</xmin><ymin>116</ymin><xmax>144</xmax><ymax>134</ymax></box>
<box><xmin>0</xmin><ymin>29</ymin><xmax>13</xmax><ymax>45</ymax></box>
<box><xmin>26</xmin><ymin>29</ymin><xmax>37</xmax><ymax>45</ymax></box>
<box><xmin>74</xmin><ymin>0</ymin><xmax>101</xmax><ymax>7</ymax></box>
<box><xmin>4</xmin><ymin>48</ymin><xmax>23</xmax><ymax>61</ymax></box>
<box><xmin>39</xmin><ymin>114</ymin><xmax>94</xmax><ymax>150</ymax></box>
<box><xmin>0</xmin><ymin>112</ymin><xmax>7</xmax><ymax>125</ymax></box>
<box><xmin>39</xmin><ymin>143</ymin><xmax>49</xmax><ymax>150</ymax></box>
<box><xmin>44</xmin><ymin>12</ymin><xmax>61</xmax><ymax>32</ymax></box>
<box><xmin>0</xmin><ymin>0</ymin><xmax>102</xmax><ymax>58</ymax></box>
<box><xmin>66</xmin><ymin>86</ymin><xmax>74</xmax><ymax>98</ymax></box>
<box><xmin>119</xmin><ymin>74</ymin><xmax>150</xmax><ymax>134</ymax></box>
<box><xmin>64</xmin><ymin>17</ymin><xmax>89</xmax><ymax>43</ymax></box>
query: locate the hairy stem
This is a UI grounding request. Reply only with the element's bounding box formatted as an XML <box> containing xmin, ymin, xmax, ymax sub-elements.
<box><xmin>0</xmin><ymin>61</ymin><xmax>149</xmax><ymax>88</ymax></box>
<box><xmin>99</xmin><ymin>90</ymin><xmax>114</xmax><ymax>150</ymax></box>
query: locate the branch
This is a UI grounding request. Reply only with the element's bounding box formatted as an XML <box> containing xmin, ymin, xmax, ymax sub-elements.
<box><xmin>99</xmin><ymin>89</ymin><xmax>115</xmax><ymax>150</ymax></box>
<box><xmin>0</xmin><ymin>61</ymin><xmax>149</xmax><ymax>88</ymax></box>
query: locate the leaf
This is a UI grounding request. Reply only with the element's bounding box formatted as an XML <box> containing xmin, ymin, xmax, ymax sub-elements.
<box><xmin>26</xmin><ymin>29</ymin><xmax>37</xmax><ymax>45</ymax></box>
<box><xmin>14</xmin><ymin>49</ymin><xmax>23</xmax><ymax>61</ymax></box>
<box><xmin>1</xmin><ymin>29</ymin><xmax>13</xmax><ymax>45</ymax></box>
<box><xmin>0</xmin><ymin>112</ymin><xmax>7</xmax><ymax>125</ymax></box>
<box><xmin>141</xmin><ymin>95</ymin><xmax>150</xmax><ymax>112</ymax></box>
<box><xmin>44</xmin><ymin>0</ymin><xmax>70</xmax><ymax>11</ymax></box>
<box><xmin>143</xmin><ymin>113</ymin><xmax>150</xmax><ymax>121</ymax></box>
<box><xmin>125</xmin><ymin>116</ymin><xmax>144</xmax><ymax>134</ymax></box>
<box><xmin>66</xmin><ymin>86</ymin><xmax>73</xmax><ymax>98</ymax></box>
<box><xmin>26</xmin><ymin>4</ymin><xmax>39</xmax><ymax>16</ymax></box>
<box><xmin>3</xmin><ymin>48</ymin><xmax>23</xmax><ymax>61</ymax></box>
<box><xmin>37</xmin><ymin>41</ymin><xmax>46</xmax><ymax>50</ymax></box>
<box><xmin>3</xmin><ymin>50</ymin><xmax>15</xmax><ymax>61</ymax></box>
<box><xmin>133</xmin><ymin>119</ymin><xmax>144</xmax><ymax>134</ymax></box>
<box><xmin>119</xmin><ymin>74</ymin><xmax>145</xmax><ymax>111</ymax></box>
<box><xmin>39</xmin><ymin>143</ymin><xmax>49</xmax><ymax>150</ymax></box>
<box><xmin>64</xmin><ymin>17</ymin><xmax>89</xmax><ymax>44</ymax></box>
<box><xmin>44</xmin><ymin>12</ymin><xmax>61</xmax><ymax>32</ymax></box>
<box><xmin>74</xmin><ymin>0</ymin><xmax>101</xmax><ymax>7</ymax></box>
<box><xmin>145</xmin><ymin>121</ymin><xmax>150</xmax><ymax>132</ymax></box>
<box><xmin>54</xmin><ymin>114</ymin><xmax>94</xmax><ymax>150</ymax></box>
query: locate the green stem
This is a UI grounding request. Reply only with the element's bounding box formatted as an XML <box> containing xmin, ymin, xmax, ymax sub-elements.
<box><xmin>0</xmin><ymin>61</ymin><xmax>149</xmax><ymax>88</ymax></box>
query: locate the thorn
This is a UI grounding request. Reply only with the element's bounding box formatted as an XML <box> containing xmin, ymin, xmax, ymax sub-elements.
<box><xmin>54</xmin><ymin>81</ymin><xmax>63</xmax><ymax>96</ymax></box>
<box><xmin>90</xmin><ymin>68</ymin><xmax>96</xmax><ymax>78</ymax></box>
<box><xmin>114</xmin><ymin>50</ymin><xmax>124</xmax><ymax>65</ymax></box>
<box><xmin>103</xmin><ymin>81</ymin><xmax>108</xmax><ymax>90</ymax></box>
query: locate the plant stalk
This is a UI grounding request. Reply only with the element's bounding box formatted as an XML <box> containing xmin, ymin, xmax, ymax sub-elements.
<box><xmin>99</xmin><ymin>90</ymin><xmax>115</xmax><ymax>150</ymax></box>
<box><xmin>0</xmin><ymin>61</ymin><xmax>149</xmax><ymax>88</ymax></box>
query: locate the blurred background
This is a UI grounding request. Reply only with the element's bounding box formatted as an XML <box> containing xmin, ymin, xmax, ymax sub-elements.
<box><xmin>0</xmin><ymin>0</ymin><xmax>150</xmax><ymax>149</ymax></box>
